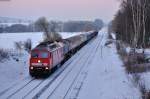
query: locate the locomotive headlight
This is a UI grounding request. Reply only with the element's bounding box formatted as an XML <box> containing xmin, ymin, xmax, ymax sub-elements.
<box><xmin>38</xmin><ymin>60</ymin><xmax>41</xmax><ymax>63</ymax></box>
<box><xmin>45</xmin><ymin>67</ymin><xmax>49</xmax><ymax>70</ymax></box>
<box><xmin>30</xmin><ymin>66</ymin><xmax>34</xmax><ymax>70</ymax></box>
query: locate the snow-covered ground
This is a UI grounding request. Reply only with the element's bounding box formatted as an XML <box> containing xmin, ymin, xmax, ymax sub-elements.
<box><xmin>0</xmin><ymin>52</ymin><xmax>30</xmax><ymax>93</ymax></box>
<box><xmin>0</xmin><ymin>32</ymin><xmax>83</xmax><ymax>93</ymax></box>
<box><xmin>0</xmin><ymin>28</ymin><xmax>142</xmax><ymax>99</ymax></box>
<box><xmin>0</xmin><ymin>32</ymin><xmax>83</xmax><ymax>49</ymax></box>
<box><xmin>77</xmin><ymin>28</ymin><xmax>141</xmax><ymax>99</ymax></box>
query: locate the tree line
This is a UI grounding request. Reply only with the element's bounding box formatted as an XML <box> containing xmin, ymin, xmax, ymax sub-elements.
<box><xmin>0</xmin><ymin>18</ymin><xmax>103</xmax><ymax>33</ymax></box>
<box><xmin>111</xmin><ymin>0</ymin><xmax>150</xmax><ymax>48</ymax></box>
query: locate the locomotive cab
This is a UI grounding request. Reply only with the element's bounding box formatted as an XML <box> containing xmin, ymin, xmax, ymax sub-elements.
<box><xmin>29</xmin><ymin>42</ymin><xmax>64</xmax><ymax>76</ymax></box>
<box><xmin>29</xmin><ymin>49</ymin><xmax>52</xmax><ymax>76</ymax></box>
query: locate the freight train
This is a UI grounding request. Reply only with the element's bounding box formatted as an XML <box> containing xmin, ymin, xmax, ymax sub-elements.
<box><xmin>29</xmin><ymin>31</ymin><xmax>98</xmax><ymax>76</ymax></box>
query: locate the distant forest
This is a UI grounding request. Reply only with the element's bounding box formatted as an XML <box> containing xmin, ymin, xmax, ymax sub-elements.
<box><xmin>0</xmin><ymin>19</ymin><xmax>103</xmax><ymax>33</ymax></box>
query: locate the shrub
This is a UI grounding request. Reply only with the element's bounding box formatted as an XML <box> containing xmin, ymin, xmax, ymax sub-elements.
<box><xmin>24</xmin><ymin>39</ymin><xmax>32</xmax><ymax>53</ymax></box>
<box><xmin>0</xmin><ymin>49</ymin><xmax>9</xmax><ymax>62</ymax></box>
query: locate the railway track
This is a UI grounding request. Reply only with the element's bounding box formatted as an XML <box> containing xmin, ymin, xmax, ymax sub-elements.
<box><xmin>0</xmin><ymin>76</ymin><xmax>34</xmax><ymax>96</ymax></box>
<box><xmin>0</xmin><ymin>52</ymin><xmax>76</xmax><ymax>99</ymax></box>
<box><xmin>0</xmin><ymin>36</ymin><xmax>97</xmax><ymax>99</ymax></box>
<box><xmin>62</xmin><ymin>38</ymin><xmax>102</xmax><ymax>99</ymax></box>
<box><xmin>26</xmin><ymin>37</ymin><xmax>96</xmax><ymax>99</ymax></box>
<box><xmin>0</xmin><ymin>78</ymin><xmax>36</xmax><ymax>99</ymax></box>
<box><xmin>63</xmin><ymin>35</ymin><xmax>104</xmax><ymax>99</ymax></box>
<box><xmin>39</xmin><ymin>35</ymin><xmax>103</xmax><ymax>99</ymax></box>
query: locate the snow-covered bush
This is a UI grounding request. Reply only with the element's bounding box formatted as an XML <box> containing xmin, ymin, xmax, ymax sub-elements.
<box><xmin>24</xmin><ymin>39</ymin><xmax>32</xmax><ymax>53</ymax></box>
<box><xmin>14</xmin><ymin>41</ymin><xmax>24</xmax><ymax>55</ymax></box>
<box><xmin>0</xmin><ymin>49</ymin><xmax>9</xmax><ymax>62</ymax></box>
<box><xmin>105</xmin><ymin>40</ymin><xmax>113</xmax><ymax>46</ymax></box>
<box><xmin>14</xmin><ymin>39</ymin><xmax>32</xmax><ymax>53</ymax></box>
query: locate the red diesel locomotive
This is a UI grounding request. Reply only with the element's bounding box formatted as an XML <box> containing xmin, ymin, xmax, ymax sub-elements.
<box><xmin>29</xmin><ymin>31</ymin><xmax>98</xmax><ymax>76</ymax></box>
<box><xmin>29</xmin><ymin>42</ymin><xmax>64</xmax><ymax>76</ymax></box>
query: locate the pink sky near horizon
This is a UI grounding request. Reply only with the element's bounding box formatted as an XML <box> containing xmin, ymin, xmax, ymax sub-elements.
<box><xmin>0</xmin><ymin>0</ymin><xmax>120</xmax><ymax>23</ymax></box>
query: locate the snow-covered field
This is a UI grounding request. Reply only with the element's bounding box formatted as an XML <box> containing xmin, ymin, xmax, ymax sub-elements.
<box><xmin>0</xmin><ymin>28</ymin><xmax>142</xmax><ymax>99</ymax></box>
<box><xmin>0</xmin><ymin>32</ymin><xmax>82</xmax><ymax>93</ymax></box>
<box><xmin>0</xmin><ymin>32</ymin><xmax>83</xmax><ymax>49</ymax></box>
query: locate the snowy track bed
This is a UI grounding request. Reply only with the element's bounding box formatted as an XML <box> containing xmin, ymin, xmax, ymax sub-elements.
<box><xmin>77</xmin><ymin>28</ymin><xmax>141</xmax><ymax>99</ymax></box>
<box><xmin>39</xmin><ymin>33</ymin><xmax>102</xmax><ymax>99</ymax></box>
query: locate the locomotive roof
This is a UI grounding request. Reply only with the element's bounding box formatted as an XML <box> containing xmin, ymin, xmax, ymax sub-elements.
<box><xmin>32</xmin><ymin>42</ymin><xmax>63</xmax><ymax>52</ymax></box>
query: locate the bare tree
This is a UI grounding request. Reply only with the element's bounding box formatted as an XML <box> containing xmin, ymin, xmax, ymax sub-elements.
<box><xmin>35</xmin><ymin>17</ymin><xmax>50</xmax><ymax>40</ymax></box>
<box><xmin>112</xmin><ymin>0</ymin><xmax>150</xmax><ymax>48</ymax></box>
<box><xmin>24</xmin><ymin>39</ymin><xmax>32</xmax><ymax>53</ymax></box>
<box><xmin>142</xmin><ymin>0</ymin><xmax>148</xmax><ymax>49</ymax></box>
<box><xmin>14</xmin><ymin>41</ymin><xmax>23</xmax><ymax>54</ymax></box>
<box><xmin>129</xmin><ymin>0</ymin><xmax>142</xmax><ymax>48</ymax></box>
<box><xmin>35</xmin><ymin>17</ymin><xmax>62</xmax><ymax>42</ymax></box>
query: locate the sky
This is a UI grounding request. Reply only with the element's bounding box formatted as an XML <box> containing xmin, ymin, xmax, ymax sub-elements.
<box><xmin>0</xmin><ymin>0</ymin><xmax>120</xmax><ymax>23</ymax></box>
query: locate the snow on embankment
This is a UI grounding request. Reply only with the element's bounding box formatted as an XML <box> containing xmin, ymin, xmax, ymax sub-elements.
<box><xmin>0</xmin><ymin>51</ymin><xmax>30</xmax><ymax>93</ymax></box>
<box><xmin>0</xmin><ymin>32</ymin><xmax>82</xmax><ymax>93</ymax></box>
<box><xmin>78</xmin><ymin>27</ymin><xmax>141</xmax><ymax>99</ymax></box>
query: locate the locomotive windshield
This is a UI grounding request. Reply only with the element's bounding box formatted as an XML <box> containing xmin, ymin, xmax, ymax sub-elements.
<box><xmin>31</xmin><ymin>52</ymin><xmax>38</xmax><ymax>58</ymax></box>
<box><xmin>31</xmin><ymin>51</ymin><xmax>48</xmax><ymax>58</ymax></box>
<box><xmin>40</xmin><ymin>52</ymin><xmax>49</xmax><ymax>58</ymax></box>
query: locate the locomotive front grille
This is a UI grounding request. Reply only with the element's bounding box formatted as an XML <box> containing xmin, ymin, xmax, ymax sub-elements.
<box><xmin>32</xmin><ymin>67</ymin><xmax>47</xmax><ymax>73</ymax></box>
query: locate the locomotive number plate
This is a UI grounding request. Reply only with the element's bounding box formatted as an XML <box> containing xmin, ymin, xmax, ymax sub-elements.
<box><xmin>32</xmin><ymin>63</ymin><xmax>43</xmax><ymax>66</ymax></box>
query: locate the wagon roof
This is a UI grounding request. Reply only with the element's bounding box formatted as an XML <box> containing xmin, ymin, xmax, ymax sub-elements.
<box><xmin>32</xmin><ymin>42</ymin><xmax>63</xmax><ymax>52</ymax></box>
